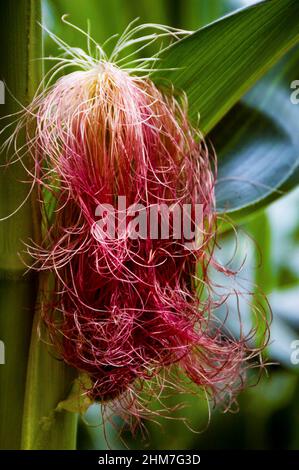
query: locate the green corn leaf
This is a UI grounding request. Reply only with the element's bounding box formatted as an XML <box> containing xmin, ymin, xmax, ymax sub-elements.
<box><xmin>214</xmin><ymin>46</ymin><xmax>299</xmax><ymax>215</ymax></box>
<box><xmin>154</xmin><ymin>0</ymin><xmax>299</xmax><ymax>215</ymax></box>
<box><xmin>155</xmin><ymin>0</ymin><xmax>299</xmax><ymax>134</ymax></box>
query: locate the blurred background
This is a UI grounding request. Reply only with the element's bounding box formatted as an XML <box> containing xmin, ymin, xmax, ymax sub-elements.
<box><xmin>42</xmin><ymin>0</ymin><xmax>299</xmax><ymax>450</ymax></box>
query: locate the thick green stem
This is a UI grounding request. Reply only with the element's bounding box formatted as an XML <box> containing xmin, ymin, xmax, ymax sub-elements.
<box><xmin>0</xmin><ymin>278</ymin><xmax>36</xmax><ymax>449</ymax></box>
<box><xmin>0</xmin><ymin>0</ymin><xmax>42</xmax><ymax>449</ymax></box>
<box><xmin>21</xmin><ymin>287</ymin><xmax>77</xmax><ymax>450</ymax></box>
<box><xmin>0</xmin><ymin>0</ymin><xmax>78</xmax><ymax>450</ymax></box>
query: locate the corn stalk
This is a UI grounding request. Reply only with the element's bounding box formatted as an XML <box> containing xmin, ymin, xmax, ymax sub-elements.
<box><xmin>0</xmin><ymin>0</ymin><xmax>77</xmax><ymax>450</ymax></box>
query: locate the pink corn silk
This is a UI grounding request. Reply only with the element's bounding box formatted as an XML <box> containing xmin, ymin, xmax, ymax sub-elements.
<box><xmin>28</xmin><ymin>63</ymin><xmax>249</xmax><ymax>409</ymax></box>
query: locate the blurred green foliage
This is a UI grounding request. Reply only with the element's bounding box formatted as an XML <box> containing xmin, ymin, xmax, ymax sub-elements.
<box><xmin>42</xmin><ymin>0</ymin><xmax>299</xmax><ymax>450</ymax></box>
